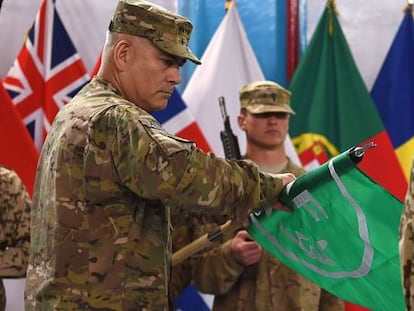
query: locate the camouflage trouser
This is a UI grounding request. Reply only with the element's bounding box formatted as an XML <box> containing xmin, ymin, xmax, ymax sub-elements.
<box><xmin>400</xmin><ymin>157</ymin><xmax>414</xmax><ymax>310</ymax></box>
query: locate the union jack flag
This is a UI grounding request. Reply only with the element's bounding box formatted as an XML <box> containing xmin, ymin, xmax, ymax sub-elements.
<box><xmin>3</xmin><ymin>0</ymin><xmax>89</xmax><ymax>151</ymax></box>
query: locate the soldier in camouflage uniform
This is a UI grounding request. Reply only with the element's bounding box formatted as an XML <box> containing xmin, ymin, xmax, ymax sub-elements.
<box><xmin>184</xmin><ymin>81</ymin><xmax>344</xmax><ymax>311</ymax></box>
<box><xmin>24</xmin><ymin>1</ymin><xmax>296</xmax><ymax>310</ymax></box>
<box><xmin>0</xmin><ymin>166</ymin><xmax>31</xmax><ymax>311</ymax></box>
<box><xmin>400</xmin><ymin>157</ymin><xmax>414</xmax><ymax>310</ymax></box>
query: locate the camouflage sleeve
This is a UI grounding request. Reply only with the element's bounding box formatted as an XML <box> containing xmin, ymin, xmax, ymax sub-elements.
<box><xmin>190</xmin><ymin>159</ymin><xmax>306</xmax><ymax>296</ymax></box>
<box><xmin>319</xmin><ymin>289</ymin><xmax>345</xmax><ymax>311</ymax></box>
<box><xmin>191</xmin><ymin>228</ymin><xmax>245</xmax><ymax>295</ymax></box>
<box><xmin>400</xmin><ymin>157</ymin><xmax>414</xmax><ymax>310</ymax></box>
<box><xmin>96</xmin><ymin>109</ymin><xmax>285</xmax><ymax>223</ymax></box>
<box><xmin>0</xmin><ymin>167</ymin><xmax>31</xmax><ymax>277</ymax></box>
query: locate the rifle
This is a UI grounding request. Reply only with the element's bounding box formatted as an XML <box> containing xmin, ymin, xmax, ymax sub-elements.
<box><xmin>218</xmin><ymin>96</ymin><xmax>241</xmax><ymax>160</ymax></box>
<box><xmin>171</xmin><ymin>97</ymin><xmax>243</xmax><ymax>267</ymax></box>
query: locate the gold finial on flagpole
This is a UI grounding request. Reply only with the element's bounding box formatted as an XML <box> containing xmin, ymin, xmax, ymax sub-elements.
<box><xmin>225</xmin><ymin>0</ymin><xmax>232</xmax><ymax>12</ymax></box>
<box><xmin>403</xmin><ymin>0</ymin><xmax>413</xmax><ymax>16</ymax></box>
<box><xmin>327</xmin><ymin>0</ymin><xmax>338</xmax><ymax>36</ymax></box>
<box><xmin>326</xmin><ymin>0</ymin><xmax>338</xmax><ymax>14</ymax></box>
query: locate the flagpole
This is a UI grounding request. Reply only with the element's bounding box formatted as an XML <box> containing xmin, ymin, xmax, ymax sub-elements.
<box><xmin>225</xmin><ymin>0</ymin><xmax>232</xmax><ymax>12</ymax></box>
<box><xmin>404</xmin><ymin>0</ymin><xmax>413</xmax><ymax>12</ymax></box>
<box><xmin>326</xmin><ymin>0</ymin><xmax>338</xmax><ymax>36</ymax></box>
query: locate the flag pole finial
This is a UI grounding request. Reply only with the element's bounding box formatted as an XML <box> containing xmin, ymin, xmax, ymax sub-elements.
<box><xmin>225</xmin><ymin>0</ymin><xmax>232</xmax><ymax>12</ymax></box>
<box><xmin>326</xmin><ymin>0</ymin><xmax>338</xmax><ymax>13</ymax></box>
<box><xmin>404</xmin><ymin>0</ymin><xmax>414</xmax><ymax>15</ymax></box>
<box><xmin>327</xmin><ymin>0</ymin><xmax>338</xmax><ymax>36</ymax></box>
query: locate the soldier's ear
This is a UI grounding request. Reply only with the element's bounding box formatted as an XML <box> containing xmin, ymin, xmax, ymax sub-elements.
<box><xmin>113</xmin><ymin>39</ymin><xmax>131</xmax><ymax>71</ymax></box>
<box><xmin>238</xmin><ymin>115</ymin><xmax>246</xmax><ymax>130</ymax></box>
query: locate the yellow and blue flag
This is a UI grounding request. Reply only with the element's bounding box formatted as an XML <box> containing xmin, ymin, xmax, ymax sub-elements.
<box><xmin>371</xmin><ymin>4</ymin><xmax>414</xmax><ymax>181</ymax></box>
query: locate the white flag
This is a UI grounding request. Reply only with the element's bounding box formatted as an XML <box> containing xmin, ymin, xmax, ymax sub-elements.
<box><xmin>183</xmin><ymin>2</ymin><xmax>301</xmax><ymax>165</ymax></box>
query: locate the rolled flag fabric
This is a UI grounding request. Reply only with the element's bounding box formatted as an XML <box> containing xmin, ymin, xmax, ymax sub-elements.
<box><xmin>247</xmin><ymin>144</ymin><xmax>405</xmax><ymax>311</ymax></box>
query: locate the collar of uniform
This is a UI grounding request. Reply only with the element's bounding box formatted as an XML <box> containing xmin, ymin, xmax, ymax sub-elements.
<box><xmin>92</xmin><ymin>76</ymin><xmax>124</xmax><ymax>98</ymax></box>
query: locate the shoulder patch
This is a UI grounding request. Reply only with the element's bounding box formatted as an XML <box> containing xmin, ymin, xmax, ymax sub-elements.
<box><xmin>139</xmin><ymin>118</ymin><xmax>194</xmax><ymax>156</ymax></box>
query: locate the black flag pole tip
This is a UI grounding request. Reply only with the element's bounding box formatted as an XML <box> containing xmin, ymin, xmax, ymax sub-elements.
<box><xmin>349</xmin><ymin>142</ymin><xmax>377</xmax><ymax>163</ymax></box>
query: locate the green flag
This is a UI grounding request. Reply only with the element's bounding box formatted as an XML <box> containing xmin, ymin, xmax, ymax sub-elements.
<box><xmin>288</xmin><ymin>0</ymin><xmax>407</xmax><ymax>201</ymax></box>
<box><xmin>247</xmin><ymin>146</ymin><xmax>405</xmax><ymax>311</ymax></box>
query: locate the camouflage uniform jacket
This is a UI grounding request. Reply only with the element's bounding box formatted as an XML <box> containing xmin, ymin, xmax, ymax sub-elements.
<box><xmin>191</xmin><ymin>158</ymin><xmax>344</xmax><ymax>311</ymax></box>
<box><xmin>25</xmin><ymin>78</ymin><xmax>287</xmax><ymax>311</ymax></box>
<box><xmin>400</xmin><ymin>157</ymin><xmax>414</xmax><ymax>310</ymax></box>
<box><xmin>0</xmin><ymin>166</ymin><xmax>31</xmax><ymax>311</ymax></box>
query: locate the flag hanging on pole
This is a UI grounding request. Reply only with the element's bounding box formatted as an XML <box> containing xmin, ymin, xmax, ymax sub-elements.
<box><xmin>0</xmin><ymin>79</ymin><xmax>38</xmax><ymax>195</ymax></box>
<box><xmin>183</xmin><ymin>1</ymin><xmax>301</xmax><ymax>165</ymax></box>
<box><xmin>287</xmin><ymin>1</ymin><xmax>408</xmax><ymax>309</ymax></box>
<box><xmin>3</xmin><ymin>0</ymin><xmax>90</xmax><ymax>151</ymax></box>
<box><xmin>178</xmin><ymin>0</ymin><xmax>307</xmax><ymax>89</ymax></box>
<box><xmin>371</xmin><ymin>4</ymin><xmax>414</xmax><ymax>182</ymax></box>
<box><xmin>247</xmin><ymin>145</ymin><xmax>405</xmax><ymax>311</ymax></box>
<box><xmin>288</xmin><ymin>0</ymin><xmax>407</xmax><ymax>201</ymax></box>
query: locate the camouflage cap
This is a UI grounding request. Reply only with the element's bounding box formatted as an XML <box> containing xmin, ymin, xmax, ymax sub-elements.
<box><xmin>109</xmin><ymin>0</ymin><xmax>201</xmax><ymax>65</ymax></box>
<box><xmin>239</xmin><ymin>81</ymin><xmax>295</xmax><ymax>115</ymax></box>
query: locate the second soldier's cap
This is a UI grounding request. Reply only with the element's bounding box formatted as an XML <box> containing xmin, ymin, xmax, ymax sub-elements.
<box><xmin>109</xmin><ymin>0</ymin><xmax>201</xmax><ymax>65</ymax></box>
<box><xmin>239</xmin><ymin>81</ymin><xmax>295</xmax><ymax>115</ymax></box>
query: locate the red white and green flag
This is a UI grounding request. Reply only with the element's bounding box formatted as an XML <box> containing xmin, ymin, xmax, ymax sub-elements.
<box><xmin>287</xmin><ymin>0</ymin><xmax>407</xmax><ymax>202</ymax></box>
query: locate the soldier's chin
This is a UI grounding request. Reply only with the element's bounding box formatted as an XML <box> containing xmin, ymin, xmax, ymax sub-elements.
<box><xmin>151</xmin><ymin>99</ymin><xmax>169</xmax><ymax>112</ymax></box>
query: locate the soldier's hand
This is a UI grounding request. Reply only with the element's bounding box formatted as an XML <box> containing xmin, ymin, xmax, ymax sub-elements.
<box><xmin>230</xmin><ymin>230</ymin><xmax>262</xmax><ymax>266</ymax></box>
<box><xmin>277</xmin><ymin>172</ymin><xmax>296</xmax><ymax>187</ymax></box>
<box><xmin>274</xmin><ymin>172</ymin><xmax>296</xmax><ymax>212</ymax></box>
<box><xmin>241</xmin><ymin>173</ymin><xmax>297</xmax><ymax>227</ymax></box>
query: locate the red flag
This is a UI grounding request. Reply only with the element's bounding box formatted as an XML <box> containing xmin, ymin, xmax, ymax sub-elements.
<box><xmin>0</xmin><ymin>79</ymin><xmax>38</xmax><ymax>195</ymax></box>
<box><xmin>3</xmin><ymin>0</ymin><xmax>90</xmax><ymax>151</ymax></box>
<box><xmin>90</xmin><ymin>50</ymin><xmax>102</xmax><ymax>78</ymax></box>
<box><xmin>286</xmin><ymin>0</ymin><xmax>300</xmax><ymax>83</ymax></box>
